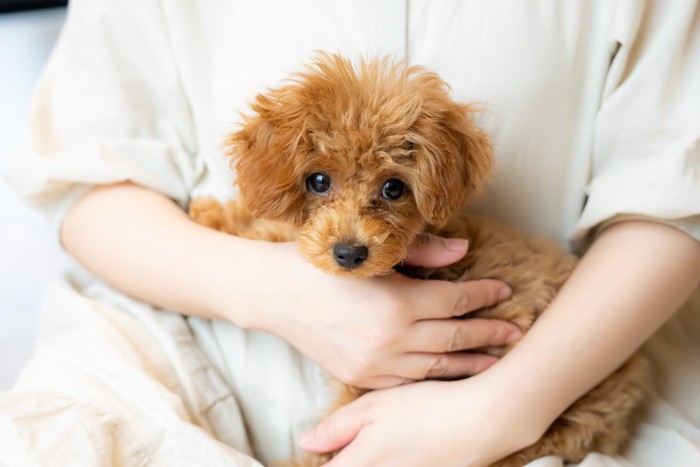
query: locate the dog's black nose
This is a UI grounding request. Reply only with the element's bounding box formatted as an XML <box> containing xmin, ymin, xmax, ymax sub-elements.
<box><xmin>333</xmin><ymin>243</ymin><xmax>368</xmax><ymax>269</ymax></box>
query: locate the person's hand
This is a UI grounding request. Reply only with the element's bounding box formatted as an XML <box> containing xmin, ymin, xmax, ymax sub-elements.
<box><xmin>251</xmin><ymin>233</ymin><xmax>519</xmax><ymax>389</ymax></box>
<box><xmin>298</xmin><ymin>376</ymin><xmax>537</xmax><ymax>467</ymax></box>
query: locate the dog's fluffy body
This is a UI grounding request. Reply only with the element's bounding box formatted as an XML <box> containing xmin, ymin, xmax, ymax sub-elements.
<box><xmin>189</xmin><ymin>54</ymin><xmax>649</xmax><ymax>466</ymax></box>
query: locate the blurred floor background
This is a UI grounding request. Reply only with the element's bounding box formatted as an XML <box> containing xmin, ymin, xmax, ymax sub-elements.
<box><xmin>0</xmin><ymin>6</ymin><xmax>69</xmax><ymax>389</ymax></box>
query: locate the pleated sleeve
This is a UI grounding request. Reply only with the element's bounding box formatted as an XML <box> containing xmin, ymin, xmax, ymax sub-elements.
<box><xmin>5</xmin><ymin>0</ymin><xmax>197</xmax><ymax>230</ymax></box>
<box><xmin>578</xmin><ymin>0</ymin><xmax>700</xmax><ymax>242</ymax></box>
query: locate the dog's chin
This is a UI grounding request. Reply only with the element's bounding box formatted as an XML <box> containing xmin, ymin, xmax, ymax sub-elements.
<box><xmin>328</xmin><ymin>263</ymin><xmax>396</xmax><ymax>279</ymax></box>
<box><xmin>303</xmin><ymin>253</ymin><xmax>400</xmax><ymax>279</ymax></box>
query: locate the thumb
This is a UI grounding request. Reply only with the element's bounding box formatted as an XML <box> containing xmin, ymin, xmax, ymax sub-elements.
<box><xmin>404</xmin><ymin>233</ymin><xmax>469</xmax><ymax>268</ymax></box>
<box><xmin>298</xmin><ymin>404</ymin><xmax>367</xmax><ymax>453</ymax></box>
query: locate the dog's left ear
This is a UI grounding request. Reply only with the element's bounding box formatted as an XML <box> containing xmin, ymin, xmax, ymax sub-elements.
<box><xmin>227</xmin><ymin>89</ymin><xmax>308</xmax><ymax>223</ymax></box>
<box><xmin>411</xmin><ymin>103</ymin><xmax>493</xmax><ymax>227</ymax></box>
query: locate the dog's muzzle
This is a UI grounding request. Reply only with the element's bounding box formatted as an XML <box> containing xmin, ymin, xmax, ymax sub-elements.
<box><xmin>333</xmin><ymin>243</ymin><xmax>368</xmax><ymax>269</ymax></box>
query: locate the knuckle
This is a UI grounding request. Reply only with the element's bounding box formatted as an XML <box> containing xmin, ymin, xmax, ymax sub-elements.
<box><xmin>487</xmin><ymin>326</ymin><xmax>506</xmax><ymax>345</ymax></box>
<box><xmin>365</xmin><ymin>326</ymin><xmax>397</xmax><ymax>351</ymax></box>
<box><xmin>340</xmin><ymin>368</ymin><xmax>365</xmax><ymax>387</ymax></box>
<box><xmin>340</xmin><ymin>357</ymin><xmax>374</xmax><ymax>386</ymax></box>
<box><xmin>378</xmin><ymin>295</ymin><xmax>414</xmax><ymax>329</ymax></box>
<box><xmin>490</xmin><ymin>324</ymin><xmax>511</xmax><ymax>345</ymax></box>
<box><xmin>379</xmin><ymin>332</ymin><xmax>398</xmax><ymax>350</ymax></box>
<box><xmin>483</xmin><ymin>323</ymin><xmax>500</xmax><ymax>344</ymax></box>
<box><xmin>374</xmin><ymin>335</ymin><xmax>395</xmax><ymax>352</ymax></box>
<box><xmin>379</xmin><ymin>294</ymin><xmax>406</xmax><ymax>322</ymax></box>
<box><xmin>448</xmin><ymin>324</ymin><xmax>469</xmax><ymax>352</ymax></box>
<box><xmin>453</xmin><ymin>291</ymin><xmax>471</xmax><ymax>316</ymax></box>
<box><xmin>355</xmin><ymin>352</ymin><xmax>376</xmax><ymax>374</ymax></box>
<box><xmin>426</xmin><ymin>355</ymin><xmax>448</xmax><ymax>379</ymax></box>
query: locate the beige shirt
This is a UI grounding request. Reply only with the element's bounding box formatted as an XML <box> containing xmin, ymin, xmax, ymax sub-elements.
<box><xmin>7</xmin><ymin>0</ymin><xmax>699</xmax><ymax>247</ymax></box>
<box><xmin>2</xmin><ymin>1</ymin><xmax>699</xmax><ymax>466</ymax></box>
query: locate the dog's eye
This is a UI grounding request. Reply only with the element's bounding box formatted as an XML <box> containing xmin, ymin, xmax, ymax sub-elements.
<box><xmin>402</xmin><ymin>141</ymin><xmax>415</xmax><ymax>151</ymax></box>
<box><xmin>382</xmin><ymin>179</ymin><xmax>405</xmax><ymax>201</ymax></box>
<box><xmin>306</xmin><ymin>172</ymin><xmax>331</xmax><ymax>194</ymax></box>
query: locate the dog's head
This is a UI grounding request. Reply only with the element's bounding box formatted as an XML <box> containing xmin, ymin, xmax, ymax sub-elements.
<box><xmin>229</xmin><ymin>54</ymin><xmax>493</xmax><ymax>278</ymax></box>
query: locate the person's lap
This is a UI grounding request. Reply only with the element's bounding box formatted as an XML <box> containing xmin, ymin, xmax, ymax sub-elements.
<box><xmin>1</xmin><ymin>272</ymin><xmax>698</xmax><ymax>466</ymax></box>
<box><xmin>0</xmin><ymin>272</ymin><xmax>261</xmax><ymax>466</ymax></box>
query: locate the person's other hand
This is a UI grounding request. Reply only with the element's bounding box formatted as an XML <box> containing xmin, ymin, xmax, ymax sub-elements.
<box><xmin>298</xmin><ymin>376</ymin><xmax>535</xmax><ymax>466</ymax></box>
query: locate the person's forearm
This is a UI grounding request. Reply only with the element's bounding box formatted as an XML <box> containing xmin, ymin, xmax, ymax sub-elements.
<box><xmin>61</xmin><ymin>182</ymin><xmax>273</xmax><ymax>325</ymax></box>
<box><xmin>61</xmin><ymin>183</ymin><xmax>521</xmax><ymax>388</ymax></box>
<box><xmin>477</xmin><ymin>220</ymin><xmax>700</xmax><ymax>440</ymax></box>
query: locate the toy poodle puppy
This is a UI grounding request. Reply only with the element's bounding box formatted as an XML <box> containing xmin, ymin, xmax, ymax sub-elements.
<box><xmin>189</xmin><ymin>53</ymin><xmax>649</xmax><ymax>467</ymax></box>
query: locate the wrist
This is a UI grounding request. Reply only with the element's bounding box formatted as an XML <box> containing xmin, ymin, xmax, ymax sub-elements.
<box><xmin>458</xmin><ymin>369</ymin><xmax>552</xmax><ymax>450</ymax></box>
<box><xmin>205</xmin><ymin>235</ymin><xmax>298</xmax><ymax>331</ymax></box>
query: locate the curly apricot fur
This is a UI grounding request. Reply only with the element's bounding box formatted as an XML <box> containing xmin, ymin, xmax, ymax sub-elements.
<box><xmin>188</xmin><ymin>54</ymin><xmax>649</xmax><ymax>467</ymax></box>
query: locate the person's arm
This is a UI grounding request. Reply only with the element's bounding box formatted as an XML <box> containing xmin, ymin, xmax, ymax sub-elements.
<box><xmin>299</xmin><ymin>220</ymin><xmax>700</xmax><ymax>466</ymax></box>
<box><xmin>490</xmin><ymin>220</ymin><xmax>700</xmax><ymax>433</ymax></box>
<box><xmin>61</xmin><ymin>182</ymin><xmax>519</xmax><ymax>388</ymax></box>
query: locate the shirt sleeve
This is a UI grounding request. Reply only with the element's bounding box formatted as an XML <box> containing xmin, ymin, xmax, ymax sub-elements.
<box><xmin>4</xmin><ymin>0</ymin><xmax>197</xmax><ymax>231</ymax></box>
<box><xmin>576</xmin><ymin>0</ymin><xmax>700</xmax><ymax>243</ymax></box>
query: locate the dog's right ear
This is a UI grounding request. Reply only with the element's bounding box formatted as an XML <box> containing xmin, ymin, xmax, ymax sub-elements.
<box><xmin>227</xmin><ymin>91</ymin><xmax>307</xmax><ymax>224</ymax></box>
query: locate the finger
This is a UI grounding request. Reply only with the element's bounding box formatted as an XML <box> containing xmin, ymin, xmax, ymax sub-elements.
<box><xmin>322</xmin><ymin>430</ymin><xmax>374</xmax><ymax>467</ymax></box>
<box><xmin>410</xmin><ymin>278</ymin><xmax>512</xmax><ymax>320</ymax></box>
<box><xmin>298</xmin><ymin>401</ymin><xmax>367</xmax><ymax>454</ymax></box>
<box><xmin>394</xmin><ymin>352</ymin><xmax>499</xmax><ymax>380</ymax></box>
<box><xmin>361</xmin><ymin>376</ymin><xmax>415</xmax><ymax>390</ymax></box>
<box><xmin>405</xmin><ymin>318</ymin><xmax>522</xmax><ymax>353</ymax></box>
<box><xmin>321</xmin><ymin>430</ymin><xmax>370</xmax><ymax>467</ymax></box>
<box><xmin>403</xmin><ymin>233</ymin><xmax>469</xmax><ymax>268</ymax></box>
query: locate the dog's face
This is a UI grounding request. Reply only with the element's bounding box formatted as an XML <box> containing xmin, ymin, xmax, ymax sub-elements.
<box><xmin>230</xmin><ymin>54</ymin><xmax>493</xmax><ymax>278</ymax></box>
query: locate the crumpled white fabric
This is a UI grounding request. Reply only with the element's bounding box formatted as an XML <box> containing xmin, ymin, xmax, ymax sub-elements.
<box><xmin>0</xmin><ymin>274</ymin><xmax>263</xmax><ymax>467</ymax></box>
<box><xmin>1</xmin><ymin>276</ymin><xmax>698</xmax><ymax>467</ymax></box>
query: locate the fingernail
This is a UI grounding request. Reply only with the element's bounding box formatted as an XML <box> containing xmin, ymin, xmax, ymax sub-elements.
<box><xmin>506</xmin><ymin>330</ymin><xmax>522</xmax><ymax>344</ymax></box>
<box><xmin>498</xmin><ymin>286</ymin><xmax>512</xmax><ymax>301</ymax></box>
<box><xmin>445</xmin><ymin>238</ymin><xmax>469</xmax><ymax>252</ymax></box>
